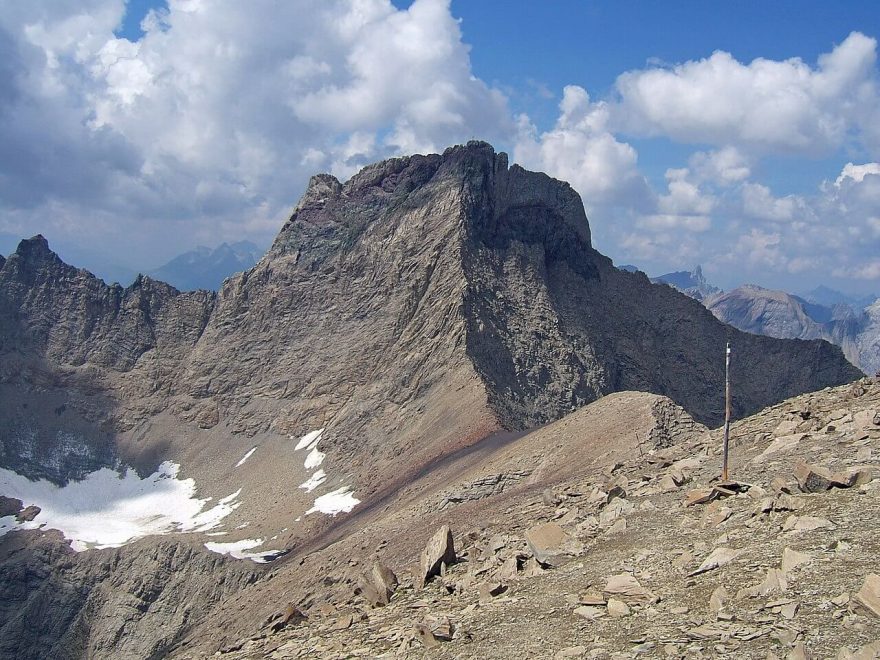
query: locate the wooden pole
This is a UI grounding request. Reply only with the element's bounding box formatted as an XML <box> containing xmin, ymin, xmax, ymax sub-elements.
<box><xmin>722</xmin><ymin>342</ymin><xmax>731</xmax><ymax>482</ymax></box>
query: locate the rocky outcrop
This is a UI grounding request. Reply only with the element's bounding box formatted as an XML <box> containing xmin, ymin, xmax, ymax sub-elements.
<box><xmin>0</xmin><ymin>533</ymin><xmax>259</xmax><ymax>660</ymax></box>
<box><xmin>0</xmin><ymin>144</ymin><xmax>863</xmax><ymax>486</ymax></box>
<box><xmin>0</xmin><ymin>236</ymin><xmax>215</xmax><ymax>482</ymax></box>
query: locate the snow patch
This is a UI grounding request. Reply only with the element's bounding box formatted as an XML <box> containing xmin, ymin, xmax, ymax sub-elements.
<box><xmin>294</xmin><ymin>428</ymin><xmax>324</xmax><ymax>451</ymax></box>
<box><xmin>203</xmin><ymin>538</ymin><xmax>284</xmax><ymax>563</ymax></box>
<box><xmin>0</xmin><ymin>462</ymin><xmax>240</xmax><ymax>551</ymax></box>
<box><xmin>306</xmin><ymin>487</ymin><xmax>361</xmax><ymax>516</ymax></box>
<box><xmin>304</xmin><ymin>445</ymin><xmax>325</xmax><ymax>469</ymax></box>
<box><xmin>299</xmin><ymin>469</ymin><xmax>327</xmax><ymax>492</ymax></box>
<box><xmin>235</xmin><ymin>447</ymin><xmax>257</xmax><ymax>467</ymax></box>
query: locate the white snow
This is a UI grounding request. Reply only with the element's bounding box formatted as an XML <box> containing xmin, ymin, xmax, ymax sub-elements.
<box><xmin>306</xmin><ymin>487</ymin><xmax>361</xmax><ymax>516</ymax></box>
<box><xmin>203</xmin><ymin>538</ymin><xmax>283</xmax><ymax>563</ymax></box>
<box><xmin>235</xmin><ymin>447</ymin><xmax>257</xmax><ymax>467</ymax></box>
<box><xmin>294</xmin><ymin>428</ymin><xmax>324</xmax><ymax>451</ymax></box>
<box><xmin>304</xmin><ymin>445</ymin><xmax>325</xmax><ymax>469</ymax></box>
<box><xmin>299</xmin><ymin>469</ymin><xmax>327</xmax><ymax>492</ymax></box>
<box><xmin>0</xmin><ymin>462</ymin><xmax>241</xmax><ymax>551</ymax></box>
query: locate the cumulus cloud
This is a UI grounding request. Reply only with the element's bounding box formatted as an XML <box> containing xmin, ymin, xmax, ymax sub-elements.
<box><xmin>740</xmin><ymin>183</ymin><xmax>803</xmax><ymax>222</ymax></box>
<box><xmin>836</xmin><ymin>162</ymin><xmax>880</xmax><ymax>186</ymax></box>
<box><xmin>0</xmin><ymin>3</ymin><xmax>878</xmax><ymax>296</ymax></box>
<box><xmin>613</xmin><ymin>31</ymin><xmax>880</xmax><ymax>156</ymax></box>
<box><xmin>0</xmin><ymin>0</ymin><xmax>512</xmax><ymax>268</ymax></box>
<box><xmin>687</xmin><ymin>147</ymin><xmax>751</xmax><ymax>185</ymax></box>
<box><xmin>513</xmin><ymin>86</ymin><xmax>651</xmax><ymax>215</ymax></box>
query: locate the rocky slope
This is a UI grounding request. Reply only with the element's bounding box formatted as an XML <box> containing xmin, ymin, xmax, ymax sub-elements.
<box><xmin>0</xmin><ymin>142</ymin><xmax>865</xmax><ymax>658</ymax></box>
<box><xmin>179</xmin><ymin>377</ymin><xmax>880</xmax><ymax>660</ymax></box>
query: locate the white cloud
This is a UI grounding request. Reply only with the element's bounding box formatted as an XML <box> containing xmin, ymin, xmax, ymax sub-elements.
<box><xmin>613</xmin><ymin>32</ymin><xmax>879</xmax><ymax>156</ymax></box>
<box><xmin>0</xmin><ymin>0</ymin><xmax>512</xmax><ymax>266</ymax></box>
<box><xmin>741</xmin><ymin>183</ymin><xmax>803</xmax><ymax>222</ymax></box>
<box><xmin>513</xmin><ymin>86</ymin><xmax>650</xmax><ymax>215</ymax></box>
<box><xmin>836</xmin><ymin>162</ymin><xmax>880</xmax><ymax>186</ymax></box>
<box><xmin>688</xmin><ymin>147</ymin><xmax>751</xmax><ymax>185</ymax></box>
<box><xmin>833</xmin><ymin>261</ymin><xmax>880</xmax><ymax>280</ymax></box>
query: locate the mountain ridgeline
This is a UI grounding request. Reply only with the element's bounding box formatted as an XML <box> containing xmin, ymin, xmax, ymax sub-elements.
<box><xmin>0</xmin><ymin>142</ymin><xmax>860</xmax><ymax>490</ymax></box>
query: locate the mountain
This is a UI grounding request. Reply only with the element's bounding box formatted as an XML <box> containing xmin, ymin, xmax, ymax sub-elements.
<box><xmin>149</xmin><ymin>241</ymin><xmax>264</xmax><ymax>291</ymax></box>
<box><xmin>616</xmin><ymin>263</ymin><xmax>640</xmax><ymax>273</ymax></box>
<box><xmin>706</xmin><ymin>285</ymin><xmax>880</xmax><ymax>375</ymax></box>
<box><xmin>652</xmin><ymin>265</ymin><xmax>720</xmax><ymax>302</ymax></box>
<box><xmin>0</xmin><ymin>142</ymin><xmax>863</xmax><ymax>658</ymax></box>
<box><xmin>804</xmin><ymin>284</ymin><xmax>877</xmax><ymax>311</ymax></box>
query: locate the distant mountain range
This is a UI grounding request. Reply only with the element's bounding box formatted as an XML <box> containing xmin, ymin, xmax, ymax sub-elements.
<box><xmin>149</xmin><ymin>240</ymin><xmax>264</xmax><ymax>291</ymax></box>
<box><xmin>634</xmin><ymin>264</ymin><xmax>879</xmax><ymax>375</ymax></box>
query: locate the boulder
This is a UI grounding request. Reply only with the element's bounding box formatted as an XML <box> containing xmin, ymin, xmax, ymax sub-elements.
<box><xmin>418</xmin><ymin>526</ymin><xmax>456</xmax><ymax>589</ymax></box>
<box><xmin>689</xmin><ymin>547</ymin><xmax>742</xmax><ymax>576</ymax></box>
<box><xmin>794</xmin><ymin>463</ymin><xmax>873</xmax><ymax>493</ymax></box>
<box><xmin>794</xmin><ymin>463</ymin><xmax>835</xmax><ymax>492</ymax></box>
<box><xmin>853</xmin><ymin>573</ymin><xmax>880</xmax><ymax>618</ymax></box>
<box><xmin>685</xmin><ymin>487</ymin><xmax>716</xmax><ymax>506</ymax></box>
<box><xmin>603</xmin><ymin>573</ymin><xmax>658</xmax><ymax>605</ymax></box>
<box><xmin>781</xmin><ymin>548</ymin><xmax>811</xmax><ymax>574</ymax></box>
<box><xmin>16</xmin><ymin>505</ymin><xmax>41</xmax><ymax>522</ymax></box>
<box><xmin>269</xmin><ymin>605</ymin><xmax>307</xmax><ymax>633</ymax></box>
<box><xmin>738</xmin><ymin>568</ymin><xmax>787</xmax><ymax>598</ymax></box>
<box><xmin>709</xmin><ymin>586</ymin><xmax>728</xmax><ymax>614</ymax></box>
<box><xmin>0</xmin><ymin>496</ymin><xmax>23</xmax><ymax>518</ymax></box>
<box><xmin>478</xmin><ymin>581</ymin><xmax>506</xmax><ymax>603</ymax></box>
<box><xmin>525</xmin><ymin>522</ymin><xmax>583</xmax><ymax>567</ymax></box>
<box><xmin>357</xmin><ymin>561</ymin><xmax>398</xmax><ymax>606</ymax></box>
<box><xmin>424</xmin><ymin>614</ymin><xmax>454</xmax><ymax>641</ymax></box>
<box><xmin>606</xmin><ymin>598</ymin><xmax>631</xmax><ymax>617</ymax></box>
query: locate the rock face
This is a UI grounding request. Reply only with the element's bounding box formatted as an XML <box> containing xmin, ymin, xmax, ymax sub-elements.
<box><xmin>0</xmin><ymin>533</ymin><xmax>259</xmax><ymax>660</ymax></box>
<box><xmin>706</xmin><ymin>285</ymin><xmax>880</xmax><ymax>376</ymax></box>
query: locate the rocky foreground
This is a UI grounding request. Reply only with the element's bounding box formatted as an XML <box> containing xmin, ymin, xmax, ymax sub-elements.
<box><xmin>198</xmin><ymin>379</ymin><xmax>880</xmax><ymax>660</ymax></box>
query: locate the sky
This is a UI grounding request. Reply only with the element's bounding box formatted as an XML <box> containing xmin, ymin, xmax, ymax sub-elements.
<box><xmin>1</xmin><ymin>0</ymin><xmax>879</xmax><ymax>296</ymax></box>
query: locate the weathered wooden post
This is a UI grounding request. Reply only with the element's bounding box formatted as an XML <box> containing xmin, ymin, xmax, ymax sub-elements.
<box><xmin>722</xmin><ymin>342</ymin><xmax>731</xmax><ymax>481</ymax></box>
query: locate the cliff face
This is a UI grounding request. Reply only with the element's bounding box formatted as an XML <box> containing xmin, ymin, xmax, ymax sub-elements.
<box><xmin>0</xmin><ymin>532</ymin><xmax>259</xmax><ymax>660</ymax></box>
<box><xmin>0</xmin><ymin>238</ymin><xmax>215</xmax><ymax>482</ymax></box>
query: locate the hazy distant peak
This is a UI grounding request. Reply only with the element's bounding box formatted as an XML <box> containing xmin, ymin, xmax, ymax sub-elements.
<box><xmin>149</xmin><ymin>240</ymin><xmax>265</xmax><ymax>291</ymax></box>
<box><xmin>652</xmin><ymin>264</ymin><xmax>720</xmax><ymax>302</ymax></box>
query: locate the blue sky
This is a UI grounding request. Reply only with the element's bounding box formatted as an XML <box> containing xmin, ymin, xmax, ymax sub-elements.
<box><xmin>2</xmin><ymin>0</ymin><xmax>880</xmax><ymax>296</ymax></box>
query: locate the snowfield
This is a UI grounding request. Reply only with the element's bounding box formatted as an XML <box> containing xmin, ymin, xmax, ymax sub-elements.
<box><xmin>0</xmin><ymin>462</ymin><xmax>241</xmax><ymax>551</ymax></box>
<box><xmin>203</xmin><ymin>538</ymin><xmax>284</xmax><ymax>563</ymax></box>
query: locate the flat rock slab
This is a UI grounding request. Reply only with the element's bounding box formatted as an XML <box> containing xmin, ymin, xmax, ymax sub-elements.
<box><xmin>781</xmin><ymin>547</ymin><xmax>811</xmax><ymax>574</ymax></box>
<box><xmin>525</xmin><ymin>522</ymin><xmax>582</xmax><ymax>566</ymax></box>
<box><xmin>603</xmin><ymin>573</ymin><xmax>658</xmax><ymax>605</ymax></box>
<box><xmin>794</xmin><ymin>462</ymin><xmax>873</xmax><ymax>492</ymax></box>
<box><xmin>853</xmin><ymin>573</ymin><xmax>880</xmax><ymax>618</ymax></box>
<box><xmin>689</xmin><ymin>547</ymin><xmax>742</xmax><ymax>576</ymax></box>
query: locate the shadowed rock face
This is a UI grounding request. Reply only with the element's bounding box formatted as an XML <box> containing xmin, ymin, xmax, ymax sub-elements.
<box><xmin>0</xmin><ymin>532</ymin><xmax>259</xmax><ymax>660</ymax></box>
